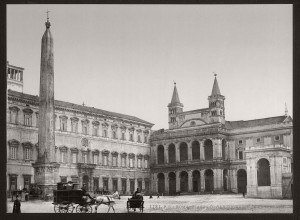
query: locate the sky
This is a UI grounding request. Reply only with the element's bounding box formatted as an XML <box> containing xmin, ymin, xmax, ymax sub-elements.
<box><xmin>7</xmin><ymin>4</ymin><xmax>292</xmax><ymax>130</ymax></box>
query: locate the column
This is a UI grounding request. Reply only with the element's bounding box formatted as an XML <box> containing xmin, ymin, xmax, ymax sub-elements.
<box><xmin>176</xmin><ymin>171</ymin><xmax>180</xmax><ymax>192</ymax></box>
<box><xmin>200</xmin><ymin>170</ymin><xmax>205</xmax><ymax>192</ymax></box>
<box><xmin>188</xmin><ymin>142</ymin><xmax>192</xmax><ymax>161</ymax></box>
<box><xmin>230</xmin><ymin>169</ymin><xmax>237</xmax><ymax>193</ymax></box>
<box><xmin>200</xmin><ymin>140</ymin><xmax>205</xmax><ymax>161</ymax></box>
<box><xmin>188</xmin><ymin>170</ymin><xmax>193</xmax><ymax>192</ymax></box>
<box><xmin>164</xmin><ymin>172</ymin><xmax>169</xmax><ymax>195</ymax></box>
<box><xmin>175</xmin><ymin>143</ymin><xmax>180</xmax><ymax>162</ymax></box>
<box><xmin>164</xmin><ymin>144</ymin><xmax>169</xmax><ymax>164</ymax></box>
<box><xmin>270</xmin><ymin>156</ymin><xmax>282</xmax><ymax>198</ymax></box>
<box><xmin>153</xmin><ymin>145</ymin><xmax>158</xmax><ymax>165</ymax></box>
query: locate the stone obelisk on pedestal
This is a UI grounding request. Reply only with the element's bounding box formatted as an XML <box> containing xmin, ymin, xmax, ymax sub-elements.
<box><xmin>32</xmin><ymin>13</ymin><xmax>60</xmax><ymax>199</ymax></box>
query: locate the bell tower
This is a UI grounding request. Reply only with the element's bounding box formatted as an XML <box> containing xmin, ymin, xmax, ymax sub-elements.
<box><xmin>208</xmin><ymin>74</ymin><xmax>225</xmax><ymax>124</ymax></box>
<box><xmin>168</xmin><ymin>82</ymin><xmax>183</xmax><ymax>129</ymax></box>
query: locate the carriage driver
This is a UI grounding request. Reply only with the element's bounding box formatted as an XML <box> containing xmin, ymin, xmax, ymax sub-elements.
<box><xmin>81</xmin><ymin>184</ymin><xmax>94</xmax><ymax>201</ymax></box>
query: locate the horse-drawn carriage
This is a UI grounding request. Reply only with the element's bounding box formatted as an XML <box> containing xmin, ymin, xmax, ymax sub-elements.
<box><xmin>127</xmin><ymin>194</ymin><xmax>144</xmax><ymax>213</ymax></box>
<box><xmin>53</xmin><ymin>182</ymin><xmax>120</xmax><ymax>213</ymax></box>
<box><xmin>53</xmin><ymin>182</ymin><xmax>94</xmax><ymax>213</ymax></box>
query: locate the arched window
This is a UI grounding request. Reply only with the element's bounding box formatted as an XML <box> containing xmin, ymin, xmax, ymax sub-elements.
<box><xmin>168</xmin><ymin>144</ymin><xmax>176</xmax><ymax>163</ymax></box>
<box><xmin>257</xmin><ymin>158</ymin><xmax>271</xmax><ymax>186</ymax></box>
<box><xmin>157</xmin><ymin>145</ymin><xmax>164</xmax><ymax>164</ymax></box>
<box><xmin>204</xmin><ymin>139</ymin><xmax>213</xmax><ymax>160</ymax></box>
<box><xmin>192</xmin><ymin>141</ymin><xmax>200</xmax><ymax>160</ymax></box>
<box><xmin>180</xmin><ymin>142</ymin><xmax>188</xmax><ymax>161</ymax></box>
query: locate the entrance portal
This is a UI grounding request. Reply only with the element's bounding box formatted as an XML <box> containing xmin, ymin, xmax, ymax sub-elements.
<box><xmin>192</xmin><ymin>170</ymin><xmax>200</xmax><ymax>192</ymax></box>
<box><xmin>237</xmin><ymin>169</ymin><xmax>247</xmax><ymax>193</ymax></box>
<box><xmin>169</xmin><ymin>172</ymin><xmax>176</xmax><ymax>195</ymax></box>
<box><xmin>205</xmin><ymin>169</ymin><xmax>214</xmax><ymax>192</ymax></box>
<box><xmin>157</xmin><ymin>173</ymin><xmax>165</xmax><ymax>194</ymax></box>
<box><xmin>180</xmin><ymin>171</ymin><xmax>188</xmax><ymax>192</ymax></box>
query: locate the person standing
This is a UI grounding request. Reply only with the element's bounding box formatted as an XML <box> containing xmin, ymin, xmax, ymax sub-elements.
<box><xmin>12</xmin><ymin>195</ymin><xmax>21</xmax><ymax>213</ymax></box>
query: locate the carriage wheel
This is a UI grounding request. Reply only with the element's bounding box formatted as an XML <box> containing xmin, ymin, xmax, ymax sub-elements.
<box><xmin>54</xmin><ymin>204</ymin><xmax>60</xmax><ymax>213</ymax></box>
<box><xmin>59</xmin><ymin>204</ymin><xmax>69</xmax><ymax>213</ymax></box>
<box><xmin>67</xmin><ymin>204</ymin><xmax>74</xmax><ymax>213</ymax></box>
<box><xmin>76</xmin><ymin>204</ymin><xmax>93</xmax><ymax>213</ymax></box>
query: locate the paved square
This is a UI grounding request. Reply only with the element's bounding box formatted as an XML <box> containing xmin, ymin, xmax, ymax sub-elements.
<box><xmin>7</xmin><ymin>194</ymin><xmax>292</xmax><ymax>213</ymax></box>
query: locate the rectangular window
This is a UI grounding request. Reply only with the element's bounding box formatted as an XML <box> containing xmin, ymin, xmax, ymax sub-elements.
<box><xmin>122</xmin><ymin>157</ymin><xmax>126</xmax><ymax>167</ymax></box>
<box><xmin>24</xmin><ymin>176</ymin><xmax>30</xmax><ymax>190</ymax></box>
<box><xmin>238</xmin><ymin>140</ymin><xmax>243</xmax><ymax>145</ymax></box>
<box><xmin>104</xmin><ymin>130</ymin><xmax>107</xmax><ymax>137</ymax></box>
<box><xmin>138</xmin><ymin>180</ymin><xmax>142</xmax><ymax>190</ymax></box>
<box><xmin>144</xmin><ymin>136</ymin><xmax>147</xmax><ymax>143</ymax></box>
<box><xmin>11</xmin><ymin>147</ymin><xmax>17</xmax><ymax>159</ymax></box>
<box><xmin>24</xmin><ymin>148</ymin><xmax>31</xmax><ymax>160</ymax></box>
<box><xmin>238</xmin><ymin>151</ymin><xmax>243</xmax><ymax>160</ymax></box>
<box><xmin>283</xmin><ymin>157</ymin><xmax>287</xmax><ymax>165</ymax></box>
<box><xmin>122</xmin><ymin>133</ymin><xmax>125</xmax><ymax>140</ymax></box>
<box><xmin>137</xmin><ymin>159</ymin><xmax>141</xmax><ymax>168</ymax></box>
<box><xmin>129</xmin><ymin>158</ymin><xmax>133</xmax><ymax>168</ymax></box>
<box><xmin>113</xmin><ymin>179</ymin><xmax>118</xmax><ymax>192</ymax></box>
<box><xmin>61</xmin><ymin>120</ymin><xmax>67</xmax><ymax>131</ymax></box>
<box><xmin>144</xmin><ymin>159</ymin><xmax>148</xmax><ymax>168</ymax></box>
<box><xmin>256</xmin><ymin>138</ymin><xmax>261</xmax><ymax>143</ymax></box>
<box><xmin>145</xmin><ymin>181</ymin><xmax>149</xmax><ymax>192</ymax></box>
<box><xmin>103</xmin><ymin>155</ymin><xmax>108</xmax><ymax>166</ymax></box>
<box><xmin>83</xmin><ymin>153</ymin><xmax>88</xmax><ymax>164</ymax></box>
<box><xmin>24</xmin><ymin>115</ymin><xmax>32</xmax><ymax>126</ymax></box>
<box><xmin>72</xmin><ymin>153</ymin><xmax>77</xmax><ymax>163</ymax></box>
<box><xmin>60</xmin><ymin>151</ymin><xmax>65</xmax><ymax>163</ymax></box>
<box><xmin>10</xmin><ymin>111</ymin><xmax>18</xmax><ymax>124</ymax></box>
<box><xmin>93</xmin><ymin>126</ymin><xmax>98</xmax><ymax>136</ymax></box>
<box><xmin>274</xmin><ymin>136</ymin><xmax>280</xmax><ymax>141</ymax></box>
<box><xmin>130</xmin><ymin>133</ymin><xmax>133</xmax><ymax>141</ymax></box>
<box><xmin>138</xmin><ymin>135</ymin><xmax>141</xmax><ymax>142</ymax></box>
<box><xmin>112</xmin><ymin>156</ymin><xmax>117</xmax><ymax>167</ymax></box>
<box><xmin>93</xmin><ymin>154</ymin><xmax>98</xmax><ymax>165</ymax></box>
<box><xmin>130</xmin><ymin>180</ymin><xmax>135</xmax><ymax>193</ymax></box>
<box><xmin>103</xmin><ymin>178</ymin><xmax>108</xmax><ymax>191</ymax></box>
<box><xmin>72</xmin><ymin>122</ymin><xmax>78</xmax><ymax>133</ymax></box>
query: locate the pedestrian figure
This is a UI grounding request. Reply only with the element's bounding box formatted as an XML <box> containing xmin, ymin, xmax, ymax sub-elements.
<box><xmin>157</xmin><ymin>193</ymin><xmax>160</xmax><ymax>199</ymax></box>
<box><xmin>149</xmin><ymin>193</ymin><xmax>153</xmax><ymax>199</ymax></box>
<box><xmin>13</xmin><ymin>195</ymin><xmax>21</xmax><ymax>213</ymax></box>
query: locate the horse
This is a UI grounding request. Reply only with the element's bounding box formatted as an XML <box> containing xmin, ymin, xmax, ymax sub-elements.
<box><xmin>93</xmin><ymin>191</ymin><xmax>120</xmax><ymax>213</ymax></box>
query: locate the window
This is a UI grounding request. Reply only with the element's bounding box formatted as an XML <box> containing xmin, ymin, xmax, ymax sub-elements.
<box><xmin>112</xmin><ymin>156</ymin><xmax>117</xmax><ymax>167</ymax></box>
<box><xmin>82</xmin><ymin>124</ymin><xmax>88</xmax><ymax>135</ymax></box>
<box><xmin>103</xmin><ymin>178</ymin><xmax>108</xmax><ymax>191</ymax></box>
<box><xmin>283</xmin><ymin>157</ymin><xmax>287</xmax><ymax>165</ymax></box>
<box><xmin>113</xmin><ymin>131</ymin><xmax>117</xmax><ymax>139</ymax></box>
<box><xmin>137</xmin><ymin>159</ymin><xmax>141</xmax><ymax>168</ymax></box>
<box><xmin>93</xmin><ymin>125</ymin><xmax>99</xmax><ymax>136</ymax></box>
<box><xmin>93</xmin><ymin>154</ymin><xmax>98</xmax><ymax>165</ymax></box>
<box><xmin>238</xmin><ymin>151</ymin><xmax>243</xmax><ymax>160</ymax></box>
<box><xmin>60</xmin><ymin>176</ymin><xmax>67</xmax><ymax>183</ymax></box>
<box><xmin>103</xmin><ymin>129</ymin><xmax>108</xmax><ymax>138</ymax></box>
<box><xmin>130</xmin><ymin>133</ymin><xmax>133</xmax><ymax>141</ymax></box>
<box><xmin>122</xmin><ymin>133</ymin><xmax>125</xmax><ymax>140</ymax></box>
<box><xmin>256</xmin><ymin>138</ymin><xmax>261</xmax><ymax>143</ymax></box>
<box><xmin>144</xmin><ymin>159</ymin><xmax>148</xmax><ymax>168</ymax></box>
<box><xmin>60</xmin><ymin>117</ymin><xmax>67</xmax><ymax>131</ymax></box>
<box><xmin>71</xmin><ymin>119</ymin><xmax>78</xmax><ymax>133</ymax></box>
<box><xmin>11</xmin><ymin>147</ymin><xmax>17</xmax><ymax>159</ymax></box>
<box><xmin>122</xmin><ymin>157</ymin><xmax>126</xmax><ymax>167</ymax></box>
<box><xmin>24</xmin><ymin>176</ymin><xmax>31</xmax><ymax>191</ymax></box>
<box><xmin>129</xmin><ymin>158</ymin><xmax>134</xmax><ymax>168</ymax></box>
<box><xmin>24</xmin><ymin>114</ymin><xmax>32</xmax><ymax>126</ymax></box>
<box><xmin>72</xmin><ymin>153</ymin><xmax>77</xmax><ymax>163</ymax></box>
<box><xmin>144</xmin><ymin>136</ymin><xmax>147</xmax><ymax>143</ymax></box>
<box><xmin>60</xmin><ymin>151</ymin><xmax>66</xmax><ymax>163</ymax></box>
<box><xmin>274</xmin><ymin>136</ymin><xmax>280</xmax><ymax>141</ymax></box>
<box><xmin>190</xmin><ymin>121</ymin><xmax>196</xmax><ymax>126</ymax></box>
<box><xmin>238</xmin><ymin>140</ymin><xmax>243</xmax><ymax>145</ymax></box>
<box><xmin>103</xmin><ymin>155</ymin><xmax>108</xmax><ymax>166</ymax></box>
<box><xmin>138</xmin><ymin>135</ymin><xmax>141</xmax><ymax>142</ymax></box>
<box><xmin>9</xmin><ymin>107</ymin><xmax>19</xmax><ymax>124</ymax></box>
<box><xmin>35</xmin><ymin>113</ymin><xmax>39</xmax><ymax>127</ymax></box>
<box><xmin>24</xmin><ymin>148</ymin><xmax>32</xmax><ymax>160</ymax></box>
<box><xmin>83</xmin><ymin>153</ymin><xmax>88</xmax><ymax>164</ymax></box>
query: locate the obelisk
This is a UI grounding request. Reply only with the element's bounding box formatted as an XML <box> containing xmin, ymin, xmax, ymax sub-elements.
<box><xmin>32</xmin><ymin>12</ymin><xmax>60</xmax><ymax>199</ymax></box>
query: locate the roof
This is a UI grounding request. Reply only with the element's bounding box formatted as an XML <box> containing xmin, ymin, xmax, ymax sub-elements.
<box><xmin>225</xmin><ymin>115</ymin><xmax>291</xmax><ymax>129</ymax></box>
<box><xmin>7</xmin><ymin>90</ymin><xmax>154</xmax><ymax>126</ymax></box>
<box><xmin>211</xmin><ymin>76</ymin><xmax>221</xmax><ymax>96</ymax></box>
<box><xmin>168</xmin><ymin>84</ymin><xmax>183</xmax><ymax>107</ymax></box>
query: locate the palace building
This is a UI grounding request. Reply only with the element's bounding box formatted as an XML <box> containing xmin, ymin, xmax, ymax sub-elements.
<box><xmin>7</xmin><ymin>61</ymin><xmax>153</xmax><ymax>197</ymax></box>
<box><xmin>150</xmin><ymin>78</ymin><xmax>293</xmax><ymax>199</ymax></box>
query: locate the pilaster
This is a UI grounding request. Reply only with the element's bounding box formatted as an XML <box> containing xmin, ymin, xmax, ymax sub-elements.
<box><xmin>176</xmin><ymin>171</ymin><xmax>180</xmax><ymax>192</ymax></box>
<box><xmin>164</xmin><ymin>172</ymin><xmax>169</xmax><ymax>194</ymax></box>
<box><xmin>188</xmin><ymin>170</ymin><xmax>193</xmax><ymax>192</ymax></box>
<box><xmin>200</xmin><ymin>140</ymin><xmax>205</xmax><ymax>161</ymax></box>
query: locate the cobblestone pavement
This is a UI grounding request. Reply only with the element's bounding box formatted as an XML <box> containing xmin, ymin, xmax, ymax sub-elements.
<box><xmin>6</xmin><ymin>194</ymin><xmax>292</xmax><ymax>213</ymax></box>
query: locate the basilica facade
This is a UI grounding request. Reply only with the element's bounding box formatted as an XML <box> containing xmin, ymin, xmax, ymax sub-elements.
<box><xmin>150</xmin><ymin>78</ymin><xmax>293</xmax><ymax>199</ymax></box>
<box><xmin>7</xmin><ymin>62</ymin><xmax>153</xmax><ymax>197</ymax></box>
